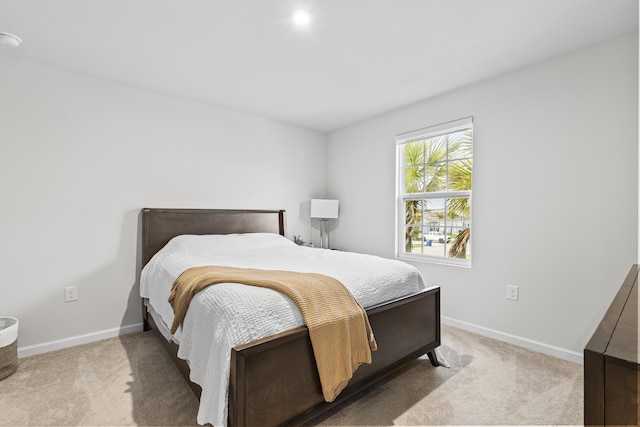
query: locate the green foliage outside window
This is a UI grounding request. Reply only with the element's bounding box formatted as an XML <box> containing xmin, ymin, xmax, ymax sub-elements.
<box><xmin>403</xmin><ymin>129</ymin><xmax>472</xmax><ymax>261</ymax></box>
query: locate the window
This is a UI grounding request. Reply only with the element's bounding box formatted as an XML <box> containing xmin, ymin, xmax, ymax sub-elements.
<box><xmin>396</xmin><ymin>117</ymin><xmax>473</xmax><ymax>266</ymax></box>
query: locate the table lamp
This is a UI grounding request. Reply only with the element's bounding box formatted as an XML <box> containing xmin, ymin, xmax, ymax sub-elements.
<box><xmin>310</xmin><ymin>199</ymin><xmax>339</xmax><ymax>249</ymax></box>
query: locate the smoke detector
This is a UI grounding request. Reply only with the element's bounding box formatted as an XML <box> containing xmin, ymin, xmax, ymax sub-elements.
<box><xmin>0</xmin><ymin>32</ymin><xmax>22</xmax><ymax>47</ymax></box>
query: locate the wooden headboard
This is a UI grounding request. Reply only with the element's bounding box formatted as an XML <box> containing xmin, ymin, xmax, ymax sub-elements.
<box><xmin>141</xmin><ymin>208</ymin><xmax>287</xmax><ymax>267</ymax></box>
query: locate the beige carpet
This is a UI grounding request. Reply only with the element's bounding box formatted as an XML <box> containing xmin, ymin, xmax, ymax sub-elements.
<box><xmin>0</xmin><ymin>325</ymin><xmax>583</xmax><ymax>426</ymax></box>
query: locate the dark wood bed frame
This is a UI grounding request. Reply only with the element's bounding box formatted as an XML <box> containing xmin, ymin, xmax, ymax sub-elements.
<box><xmin>140</xmin><ymin>208</ymin><xmax>441</xmax><ymax>426</ymax></box>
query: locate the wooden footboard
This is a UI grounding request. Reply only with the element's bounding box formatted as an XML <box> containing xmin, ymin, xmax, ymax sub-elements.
<box><xmin>144</xmin><ymin>286</ymin><xmax>440</xmax><ymax>426</ymax></box>
<box><xmin>229</xmin><ymin>286</ymin><xmax>440</xmax><ymax>426</ymax></box>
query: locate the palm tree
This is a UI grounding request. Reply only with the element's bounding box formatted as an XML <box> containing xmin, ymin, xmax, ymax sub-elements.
<box><xmin>449</xmin><ymin>228</ymin><xmax>470</xmax><ymax>258</ymax></box>
<box><xmin>404</xmin><ymin>142</ymin><xmax>424</xmax><ymax>251</ymax></box>
<box><xmin>446</xmin><ymin>210</ymin><xmax>458</xmax><ymax>235</ymax></box>
<box><xmin>404</xmin><ymin>137</ymin><xmax>448</xmax><ymax>251</ymax></box>
<box><xmin>446</xmin><ymin>130</ymin><xmax>472</xmax><ymax>258</ymax></box>
<box><xmin>404</xmin><ymin>130</ymin><xmax>472</xmax><ymax>256</ymax></box>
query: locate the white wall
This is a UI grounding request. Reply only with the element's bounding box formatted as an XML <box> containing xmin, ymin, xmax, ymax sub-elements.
<box><xmin>328</xmin><ymin>34</ymin><xmax>638</xmax><ymax>361</ymax></box>
<box><xmin>0</xmin><ymin>56</ymin><xmax>327</xmax><ymax>353</ymax></box>
<box><xmin>1</xmin><ymin>34</ymin><xmax>636</xmax><ymax>361</ymax></box>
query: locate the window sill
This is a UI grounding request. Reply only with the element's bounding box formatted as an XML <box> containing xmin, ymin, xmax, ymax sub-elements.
<box><xmin>396</xmin><ymin>252</ymin><xmax>471</xmax><ymax>268</ymax></box>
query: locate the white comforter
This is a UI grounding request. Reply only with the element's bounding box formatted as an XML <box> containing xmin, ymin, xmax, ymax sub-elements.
<box><xmin>140</xmin><ymin>233</ymin><xmax>425</xmax><ymax>426</ymax></box>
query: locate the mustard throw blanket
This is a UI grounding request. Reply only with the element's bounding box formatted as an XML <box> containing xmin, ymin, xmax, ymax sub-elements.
<box><xmin>168</xmin><ymin>265</ymin><xmax>377</xmax><ymax>402</ymax></box>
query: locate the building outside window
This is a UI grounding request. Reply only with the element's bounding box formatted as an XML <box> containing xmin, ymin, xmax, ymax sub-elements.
<box><xmin>395</xmin><ymin>117</ymin><xmax>473</xmax><ymax>266</ymax></box>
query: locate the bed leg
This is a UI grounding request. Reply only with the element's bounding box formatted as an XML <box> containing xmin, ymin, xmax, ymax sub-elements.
<box><xmin>427</xmin><ymin>350</ymin><xmax>439</xmax><ymax>367</ymax></box>
<box><xmin>142</xmin><ymin>300</ymin><xmax>152</xmax><ymax>331</ymax></box>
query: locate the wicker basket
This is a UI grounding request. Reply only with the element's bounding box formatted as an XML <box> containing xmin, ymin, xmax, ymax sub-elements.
<box><xmin>0</xmin><ymin>317</ymin><xmax>18</xmax><ymax>380</ymax></box>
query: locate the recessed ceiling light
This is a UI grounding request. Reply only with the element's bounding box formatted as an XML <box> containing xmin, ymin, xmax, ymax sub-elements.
<box><xmin>292</xmin><ymin>10</ymin><xmax>311</xmax><ymax>27</ymax></box>
<box><xmin>0</xmin><ymin>32</ymin><xmax>22</xmax><ymax>47</ymax></box>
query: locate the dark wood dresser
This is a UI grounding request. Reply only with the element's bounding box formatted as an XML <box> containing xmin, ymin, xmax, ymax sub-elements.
<box><xmin>584</xmin><ymin>264</ymin><xmax>639</xmax><ymax>426</ymax></box>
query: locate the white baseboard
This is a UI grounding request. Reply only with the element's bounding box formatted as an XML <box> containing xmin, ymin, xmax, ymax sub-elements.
<box><xmin>17</xmin><ymin>323</ymin><xmax>144</xmax><ymax>358</ymax></box>
<box><xmin>17</xmin><ymin>318</ymin><xmax>583</xmax><ymax>364</ymax></box>
<box><xmin>441</xmin><ymin>316</ymin><xmax>584</xmax><ymax>365</ymax></box>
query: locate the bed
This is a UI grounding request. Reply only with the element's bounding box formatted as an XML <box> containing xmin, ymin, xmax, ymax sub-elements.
<box><xmin>140</xmin><ymin>207</ymin><xmax>441</xmax><ymax>426</ymax></box>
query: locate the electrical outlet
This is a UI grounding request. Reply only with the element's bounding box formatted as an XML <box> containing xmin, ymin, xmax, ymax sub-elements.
<box><xmin>506</xmin><ymin>285</ymin><xmax>519</xmax><ymax>301</ymax></box>
<box><xmin>64</xmin><ymin>286</ymin><xmax>78</xmax><ymax>302</ymax></box>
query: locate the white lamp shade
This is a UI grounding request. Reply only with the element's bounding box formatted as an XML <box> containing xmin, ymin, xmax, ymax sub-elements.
<box><xmin>310</xmin><ymin>199</ymin><xmax>339</xmax><ymax>219</ymax></box>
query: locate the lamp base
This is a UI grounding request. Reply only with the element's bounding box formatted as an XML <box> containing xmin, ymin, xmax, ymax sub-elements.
<box><xmin>319</xmin><ymin>219</ymin><xmax>329</xmax><ymax>249</ymax></box>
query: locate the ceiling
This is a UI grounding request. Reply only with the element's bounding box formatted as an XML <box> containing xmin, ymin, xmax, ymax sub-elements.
<box><xmin>0</xmin><ymin>0</ymin><xmax>637</xmax><ymax>132</ymax></box>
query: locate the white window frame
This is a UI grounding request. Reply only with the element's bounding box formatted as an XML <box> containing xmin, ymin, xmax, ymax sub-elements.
<box><xmin>395</xmin><ymin>117</ymin><xmax>473</xmax><ymax>267</ymax></box>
